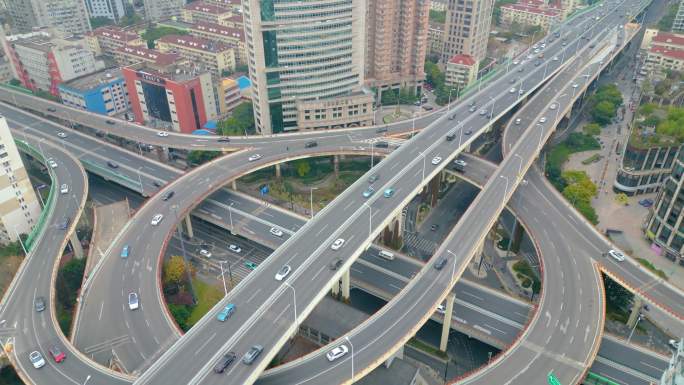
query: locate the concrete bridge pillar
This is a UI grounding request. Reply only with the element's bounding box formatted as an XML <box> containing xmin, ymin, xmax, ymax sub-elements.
<box><xmin>184</xmin><ymin>215</ymin><xmax>194</xmax><ymax>239</ymax></box>
<box><xmin>341</xmin><ymin>269</ymin><xmax>350</xmax><ymax>300</ymax></box>
<box><xmin>382</xmin><ymin>213</ymin><xmax>403</xmax><ymax>250</ymax></box>
<box><xmin>331</xmin><ymin>279</ymin><xmax>340</xmax><ymax>296</ymax></box>
<box><xmin>384</xmin><ymin>346</ymin><xmax>403</xmax><ymax>368</ymax></box>
<box><xmin>439</xmin><ymin>293</ymin><xmax>455</xmax><ymax>352</ymax></box>
<box><xmin>333</xmin><ymin>156</ymin><xmax>339</xmax><ymax>178</ymax></box>
<box><xmin>627</xmin><ymin>297</ymin><xmax>643</xmax><ymax>329</ymax></box>
<box><xmin>275</xmin><ymin>163</ymin><xmax>281</xmax><ymax>179</ymax></box>
<box><xmin>231</xmin><ymin>180</ymin><xmax>237</xmax><ymax>190</ymax></box>
<box><xmin>69</xmin><ymin>232</ymin><xmax>84</xmax><ymax>259</ymax></box>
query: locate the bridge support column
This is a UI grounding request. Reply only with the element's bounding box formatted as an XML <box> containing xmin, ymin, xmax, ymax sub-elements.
<box><xmin>382</xmin><ymin>213</ymin><xmax>403</xmax><ymax>249</ymax></box>
<box><xmin>231</xmin><ymin>180</ymin><xmax>237</xmax><ymax>190</ymax></box>
<box><xmin>331</xmin><ymin>280</ymin><xmax>340</xmax><ymax>296</ymax></box>
<box><xmin>384</xmin><ymin>346</ymin><xmax>403</xmax><ymax>368</ymax></box>
<box><xmin>333</xmin><ymin>155</ymin><xmax>339</xmax><ymax>178</ymax></box>
<box><xmin>341</xmin><ymin>269</ymin><xmax>350</xmax><ymax>300</ymax></box>
<box><xmin>275</xmin><ymin>163</ymin><xmax>281</xmax><ymax>179</ymax></box>
<box><xmin>69</xmin><ymin>232</ymin><xmax>84</xmax><ymax>258</ymax></box>
<box><xmin>627</xmin><ymin>297</ymin><xmax>643</xmax><ymax>329</ymax></box>
<box><xmin>439</xmin><ymin>293</ymin><xmax>455</xmax><ymax>352</ymax></box>
<box><xmin>184</xmin><ymin>215</ymin><xmax>194</xmax><ymax>239</ymax></box>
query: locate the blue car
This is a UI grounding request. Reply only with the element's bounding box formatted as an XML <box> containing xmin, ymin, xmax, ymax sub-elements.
<box><xmin>383</xmin><ymin>187</ymin><xmax>395</xmax><ymax>198</ymax></box>
<box><xmin>639</xmin><ymin>198</ymin><xmax>654</xmax><ymax>208</ymax></box>
<box><xmin>362</xmin><ymin>187</ymin><xmax>375</xmax><ymax>198</ymax></box>
<box><xmin>120</xmin><ymin>245</ymin><xmax>130</xmax><ymax>258</ymax></box>
<box><xmin>216</xmin><ymin>304</ymin><xmax>236</xmax><ymax>322</ymax></box>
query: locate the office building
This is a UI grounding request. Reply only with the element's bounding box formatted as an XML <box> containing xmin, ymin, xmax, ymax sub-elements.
<box><xmin>3</xmin><ymin>31</ymin><xmax>105</xmax><ymax>96</ymax></box>
<box><xmin>445</xmin><ymin>54</ymin><xmax>477</xmax><ymax>88</ymax></box>
<box><xmin>86</xmin><ymin>26</ymin><xmax>145</xmax><ymax>56</ymax></box>
<box><xmin>365</xmin><ymin>0</ymin><xmax>429</xmax><ymax>96</ymax></box>
<box><xmin>6</xmin><ymin>0</ymin><xmax>91</xmax><ymax>35</ymax></box>
<box><xmin>113</xmin><ymin>46</ymin><xmax>184</xmax><ymax>69</ymax></box>
<box><xmin>500</xmin><ymin>1</ymin><xmax>562</xmax><ymax>31</ymax></box>
<box><xmin>144</xmin><ymin>0</ymin><xmax>186</xmax><ymax>22</ymax></box>
<box><xmin>156</xmin><ymin>34</ymin><xmax>236</xmax><ymax>76</ymax></box>
<box><xmin>673</xmin><ymin>0</ymin><xmax>684</xmax><ymax>32</ymax></box>
<box><xmin>85</xmin><ymin>0</ymin><xmax>126</xmax><ymax>22</ymax></box>
<box><xmin>646</xmin><ymin>151</ymin><xmax>684</xmax><ymax>264</ymax></box>
<box><xmin>441</xmin><ymin>0</ymin><xmax>493</xmax><ymax>64</ymax></box>
<box><xmin>0</xmin><ymin>116</ymin><xmax>40</xmax><ymax>245</ymax></box>
<box><xmin>187</xmin><ymin>22</ymin><xmax>247</xmax><ymax>65</ymax></box>
<box><xmin>123</xmin><ymin>63</ymin><xmax>217</xmax><ymax>133</ymax></box>
<box><xmin>58</xmin><ymin>68</ymin><xmax>130</xmax><ymax>116</ymax></box>
<box><xmin>182</xmin><ymin>2</ymin><xmax>233</xmax><ymax>25</ymax></box>
<box><xmin>243</xmin><ymin>0</ymin><xmax>368</xmax><ymax>133</ymax></box>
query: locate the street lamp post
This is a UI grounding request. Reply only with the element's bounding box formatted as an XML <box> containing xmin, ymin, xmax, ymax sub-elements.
<box><xmin>172</xmin><ymin>205</ymin><xmax>196</xmax><ymax>304</ymax></box>
<box><xmin>228</xmin><ymin>203</ymin><xmax>234</xmax><ymax>233</ymax></box>
<box><xmin>371</xmin><ymin>141</ymin><xmax>375</xmax><ymax>168</ymax></box>
<box><xmin>83</xmin><ymin>375</ymin><xmax>92</xmax><ymax>385</ymax></box>
<box><xmin>309</xmin><ymin>187</ymin><xmax>318</xmax><ymax>218</ymax></box>
<box><xmin>345</xmin><ymin>336</ymin><xmax>354</xmax><ymax>381</ymax></box>
<box><xmin>284</xmin><ymin>282</ymin><xmax>297</xmax><ymax>325</ymax></box>
<box><xmin>627</xmin><ymin>313</ymin><xmax>643</xmax><ymax>343</ymax></box>
<box><xmin>218</xmin><ymin>260</ymin><xmax>228</xmax><ymax>295</ymax></box>
<box><xmin>513</xmin><ymin>154</ymin><xmax>524</xmax><ymax>177</ymax></box>
<box><xmin>13</xmin><ymin>228</ymin><xmax>27</xmax><ymax>256</ymax></box>
<box><xmin>137</xmin><ymin>167</ymin><xmax>144</xmax><ymax>196</ymax></box>
<box><xmin>488</xmin><ymin>96</ymin><xmax>496</xmax><ymax>122</ymax></box>
<box><xmin>500</xmin><ymin>175</ymin><xmax>510</xmax><ymax>206</ymax></box>
<box><xmin>420</xmin><ymin>151</ymin><xmax>427</xmax><ymax>181</ymax></box>
<box><xmin>537</xmin><ymin>124</ymin><xmax>545</xmax><ymax>152</ymax></box>
<box><xmin>411</xmin><ymin>112</ymin><xmax>416</xmax><ymax>138</ymax></box>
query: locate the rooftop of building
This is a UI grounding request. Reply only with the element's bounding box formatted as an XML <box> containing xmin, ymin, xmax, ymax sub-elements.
<box><xmin>501</xmin><ymin>2</ymin><xmax>561</xmax><ymax>16</ymax></box>
<box><xmin>156</xmin><ymin>19</ymin><xmax>194</xmax><ymax>31</ymax></box>
<box><xmin>157</xmin><ymin>34</ymin><xmax>232</xmax><ymax>52</ymax></box>
<box><xmin>448</xmin><ymin>54</ymin><xmax>476</xmax><ymax>66</ymax></box>
<box><xmin>653</xmin><ymin>31</ymin><xmax>684</xmax><ymax>47</ymax></box>
<box><xmin>183</xmin><ymin>1</ymin><xmax>232</xmax><ymax>14</ymax></box>
<box><xmin>191</xmin><ymin>21</ymin><xmax>245</xmax><ymax>42</ymax></box>
<box><xmin>116</xmin><ymin>45</ymin><xmax>181</xmax><ymax>66</ymax></box>
<box><xmin>88</xmin><ymin>26</ymin><xmax>141</xmax><ymax>42</ymax></box>
<box><xmin>650</xmin><ymin>45</ymin><xmax>684</xmax><ymax>60</ymax></box>
<box><xmin>124</xmin><ymin>62</ymin><xmax>211</xmax><ymax>83</ymax></box>
<box><xmin>429</xmin><ymin>21</ymin><xmax>444</xmax><ymax>31</ymax></box>
<box><xmin>59</xmin><ymin>68</ymin><xmax>124</xmax><ymax>91</ymax></box>
<box><xmin>9</xmin><ymin>31</ymin><xmax>88</xmax><ymax>53</ymax></box>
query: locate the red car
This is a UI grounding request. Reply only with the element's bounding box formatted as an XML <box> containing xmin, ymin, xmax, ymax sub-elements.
<box><xmin>49</xmin><ymin>345</ymin><xmax>66</xmax><ymax>363</ymax></box>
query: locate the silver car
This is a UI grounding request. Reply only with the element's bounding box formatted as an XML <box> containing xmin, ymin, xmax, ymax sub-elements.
<box><xmin>242</xmin><ymin>345</ymin><xmax>263</xmax><ymax>365</ymax></box>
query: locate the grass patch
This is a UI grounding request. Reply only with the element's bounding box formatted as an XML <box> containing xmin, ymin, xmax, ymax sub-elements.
<box><xmin>407</xmin><ymin>338</ymin><xmax>448</xmax><ymax>359</ymax></box>
<box><xmin>636</xmin><ymin>258</ymin><xmax>668</xmax><ymax>280</ymax></box>
<box><xmin>546</xmin><ymin>133</ymin><xmax>600</xmax><ymax>189</ymax></box>
<box><xmin>187</xmin><ymin>279</ymin><xmax>224</xmax><ymax>326</ymax></box>
<box><xmin>581</xmin><ymin>154</ymin><xmax>602</xmax><ymax>165</ymax></box>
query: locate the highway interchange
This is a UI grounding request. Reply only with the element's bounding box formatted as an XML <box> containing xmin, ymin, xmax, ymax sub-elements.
<box><xmin>1</xmin><ymin>0</ymin><xmax>682</xmax><ymax>383</ymax></box>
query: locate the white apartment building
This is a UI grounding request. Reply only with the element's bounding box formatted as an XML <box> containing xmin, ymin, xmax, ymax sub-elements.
<box><xmin>6</xmin><ymin>0</ymin><xmax>91</xmax><ymax>35</ymax></box>
<box><xmin>0</xmin><ymin>116</ymin><xmax>40</xmax><ymax>245</ymax></box>
<box><xmin>442</xmin><ymin>0</ymin><xmax>494</xmax><ymax>63</ymax></box>
<box><xmin>242</xmin><ymin>0</ymin><xmax>368</xmax><ymax>133</ymax></box>
<box><xmin>85</xmin><ymin>0</ymin><xmax>127</xmax><ymax>22</ymax></box>
<box><xmin>144</xmin><ymin>0</ymin><xmax>186</xmax><ymax>21</ymax></box>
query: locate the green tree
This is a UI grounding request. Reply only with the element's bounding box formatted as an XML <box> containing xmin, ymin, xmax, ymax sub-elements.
<box><xmin>429</xmin><ymin>10</ymin><xmax>446</xmax><ymax>23</ymax></box>
<box><xmin>294</xmin><ymin>160</ymin><xmax>311</xmax><ymax>177</ymax></box>
<box><xmin>561</xmin><ymin>170</ymin><xmax>598</xmax><ymax>224</ymax></box>
<box><xmin>187</xmin><ymin>150</ymin><xmax>220</xmax><ymax>165</ymax></box>
<box><xmin>602</xmin><ymin>273</ymin><xmax>633</xmax><ymax>315</ymax></box>
<box><xmin>56</xmin><ymin>258</ymin><xmax>86</xmax><ymax>311</ymax></box>
<box><xmin>164</xmin><ymin>255</ymin><xmax>187</xmax><ymax>287</ymax></box>
<box><xmin>142</xmin><ymin>26</ymin><xmax>188</xmax><ymax>49</ymax></box>
<box><xmin>90</xmin><ymin>17</ymin><xmax>114</xmax><ymax>28</ymax></box>
<box><xmin>168</xmin><ymin>304</ymin><xmax>192</xmax><ymax>331</ymax></box>
<box><xmin>583</xmin><ymin>123</ymin><xmax>601</xmax><ymax>136</ymax></box>
<box><xmin>217</xmin><ymin>102</ymin><xmax>255</xmax><ymax>136</ymax></box>
<box><xmin>8</xmin><ymin>79</ymin><xmax>21</xmax><ymax>87</ymax></box>
<box><xmin>591</xmin><ymin>100</ymin><xmax>617</xmax><ymax>125</ymax></box>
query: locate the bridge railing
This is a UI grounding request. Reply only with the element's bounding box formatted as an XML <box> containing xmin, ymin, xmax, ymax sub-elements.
<box><xmin>584</xmin><ymin>371</ymin><xmax>621</xmax><ymax>385</ymax></box>
<box><xmin>15</xmin><ymin>139</ymin><xmax>57</xmax><ymax>251</ymax></box>
<box><xmin>80</xmin><ymin>159</ymin><xmax>143</xmax><ymax>194</ymax></box>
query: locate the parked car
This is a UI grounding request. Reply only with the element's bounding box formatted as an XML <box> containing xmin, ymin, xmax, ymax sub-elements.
<box><xmin>638</xmin><ymin>198</ymin><xmax>654</xmax><ymax>207</ymax></box>
<box><xmin>242</xmin><ymin>345</ymin><xmax>263</xmax><ymax>365</ymax></box>
<box><xmin>326</xmin><ymin>345</ymin><xmax>349</xmax><ymax>361</ymax></box>
<box><xmin>213</xmin><ymin>352</ymin><xmax>237</xmax><ymax>373</ymax></box>
<box><xmin>245</xmin><ymin>261</ymin><xmax>258</xmax><ymax>270</ymax></box>
<box><xmin>216</xmin><ymin>304</ymin><xmax>236</xmax><ymax>321</ymax></box>
<box><xmin>275</xmin><ymin>265</ymin><xmax>291</xmax><ymax>281</ymax></box>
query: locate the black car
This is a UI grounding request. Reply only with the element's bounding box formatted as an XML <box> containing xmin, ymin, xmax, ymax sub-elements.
<box><xmin>58</xmin><ymin>217</ymin><xmax>70</xmax><ymax>230</ymax></box>
<box><xmin>34</xmin><ymin>296</ymin><xmax>46</xmax><ymax>312</ymax></box>
<box><xmin>107</xmin><ymin>161</ymin><xmax>119</xmax><ymax>169</ymax></box>
<box><xmin>376</xmin><ymin>126</ymin><xmax>388</xmax><ymax>133</ymax></box>
<box><xmin>106</xmin><ymin>120</ymin><xmax>115</xmax><ymax>125</ymax></box>
<box><xmin>213</xmin><ymin>352</ymin><xmax>236</xmax><ymax>373</ymax></box>
<box><xmin>465</xmin><ymin>129</ymin><xmax>472</xmax><ymax>135</ymax></box>
<box><xmin>304</xmin><ymin>141</ymin><xmax>318</xmax><ymax>148</ymax></box>
<box><xmin>152</xmin><ymin>181</ymin><xmax>162</xmax><ymax>188</ymax></box>
<box><xmin>430</xmin><ymin>224</ymin><xmax>439</xmax><ymax>231</ymax></box>
<box><xmin>433</xmin><ymin>257</ymin><xmax>447</xmax><ymax>270</ymax></box>
<box><xmin>161</xmin><ymin>191</ymin><xmax>175</xmax><ymax>201</ymax></box>
<box><xmin>47</xmin><ymin>107</ymin><xmax>57</xmax><ymax>112</ymax></box>
<box><xmin>329</xmin><ymin>258</ymin><xmax>343</xmax><ymax>270</ymax></box>
<box><xmin>217</xmin><ymin>137</ymin><xmax>231</xmax><ymax>143</ymax></box>
<box><xmin>375</xmin><ymin>141</ymin><xmax>389</xmax><ymax>148</ymax></box>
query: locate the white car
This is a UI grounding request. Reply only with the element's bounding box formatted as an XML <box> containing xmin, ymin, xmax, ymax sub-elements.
<box><xmin>270</xmin><ymin>227</ymin><xmax>284</xmax><ymax>237</ymax></box>
<box><xmin>248</xmin><ymin>154</ymin><xmax>262</xmax><ymax>162</ymax></box>
<box><xmin>607</xmin><ymin>249</ymin><xmax>625</xmax><ymax>262</ymax></box>
<box><xmin>509</xmin><ymin>87</ymin><xmax>516</xmax><ymax>94</ymax></box>
<box><xmin>572</xmin><ymin>83</ymin><xmax>579</xmax><ymax>88</ymax></box>
<box><xmin>47</xmin><ymin>159</ymin><xmax>58</xmax><ymax>168</ymax></box>
<box><xmin>275</xmin><ymin>264</ymin><xmax>291</xmax><ymax>281</ymax></box>
<box><xmin>515</xmin><ymin>118</ymin><xmax>522</xmax><ymax>125</ymax></box>
<box><xmin>436</xmin><ymin>304</ymin><xmax>446</xmax><ymax>314</ymax></box>
<box><xmin>553</xmin><ymin>56</ymin><xmax>559</xmax><ymax>61</ymax></box>
<box><xmin>431</xmin><ymin>156</ymin><xmax>442</xmax><ymax>165</ymax></box>
<box><xmin>157</xmin><ymin>131</ymin><xmax>169</xmax><ymax>137</ymax></box>
<box><xmin>229</xmin><ymin>244</ymin><xmax>241</xmax><ymax>253</ymax></box>
<box><xmin>60</xmin><ymin>184</ymin><xmax>69</xmax><ymax>194</ymax></box>
<box><xmin>539</xmin><ymin>117</ymin><xmax>547</xmax><ymax>123</ymax></box>
<box><xmin>199</xmin><ymin>249</ymin><xmax>212</xmax><ymax>258</ymax></box>
<box><xmin>549</xmin><ymin>103</ymin><xmax>558</xmax><ymax>110</ymax></box>
<box><xmin>150</xmin><ymin>214</ymin><xmax>164</xmax><ymax>226</ymax></box>
<box><xmin>331</xmin><ymin>238</ymin><xmax>345</xmax><ymax>250</ymax></box>
<box><xmin>29</xmin><ymin>351</ymin><xmax>45</xmax><ymax>369</ymax></box>
<box><xmin>128</xmin><ymin>292</ymin><xmax>139</xmax><ymax>310</ymax></box>
<box><xmin>57</xmin><ymin>132</ymin><xmax>67</xmax><ymax>138</ymax></box>
<box><xmin>326</xmin><ymin>345</ymin><xmax>349</xmax><ymax>362</ymax></box>
<box><xmin>454</xmin><ymin>159</ymin><xmax>467</xmax><ymax>168</ymax></box>
<box><xmin>512</xmin><ymin>60</ymin><xmax>520</xmax><ymax>65</ymax></box>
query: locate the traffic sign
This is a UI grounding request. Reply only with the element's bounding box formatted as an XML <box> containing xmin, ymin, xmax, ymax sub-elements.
<box><xmin>547</xmin><ymin>372</ymin><xmax>562</xmax><ymax>385</ymax></box>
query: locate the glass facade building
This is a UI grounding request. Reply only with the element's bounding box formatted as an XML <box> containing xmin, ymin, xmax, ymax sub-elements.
<box><xmin>614</xmin><ymin>143</ymin><xmax>680</xmax><ymax>196</ymax></box>
<box><xmin>243</xmin><ymin>0</ymin><xmax>366</xmax><ymax>133</ymax></box>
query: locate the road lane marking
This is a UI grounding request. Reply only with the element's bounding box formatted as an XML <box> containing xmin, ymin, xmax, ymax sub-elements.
<box><xmin>195</xmin><ymin>332</ymin><xmax>217</xmax><ymax>356</ymax></box>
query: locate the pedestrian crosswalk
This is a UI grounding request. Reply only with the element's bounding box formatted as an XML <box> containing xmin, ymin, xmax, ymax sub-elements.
<box><xmin>402</xmin><ymin>232</ymin><xmax>437</xmax><ymax>256</ymax></box>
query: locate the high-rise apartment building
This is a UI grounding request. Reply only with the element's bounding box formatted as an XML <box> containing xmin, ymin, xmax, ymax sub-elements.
<box><xmin>85</xmin><ymin>0</ymin><xmax>127</xmax><ymax>22</ymax></box>
<box><xmin>441</xmin><ymin>0</ymin><xmax>493</xmax><ymax>64</ymax></box>
<box><xmin>0</xmin><ymin>116</ymin><xmax>41</xmax><ymax>245</ymax></box>
<box><xmin>144</xmin><ymin>0</ymin><xmax>186</xmax><ymax>22</ymax></box>
<box><xmin>242</xmin><ymin>0</ymin><xmax>368</xmax><ymax>133</ymax></box>
<box><xmin>3</xmin><ymin>30</ymin><xmax>105</xmax><ymax>96</ymax></box>
<box><xmin>6</xmin><ymin>0</ymin><xmax>91</xmax><ymax>35</ymax></box>
<box><xmin>187</xmin><ymin>22</ymin><xmax>247</xmax><ymax>65</ymax></box>
<box><xmin>673</xmin><ymin>0</ymin><xmax>684</xmax><ymax>32</ymax></box>
<box><xmin>646</xmin><ymin>151</ymin><xmax>684</xmax><ymax>264</ymax></box>
<box><xmin>365</xmin><ymin>0</ymin><xmax>429</xmax><ymax>95</ymax></box>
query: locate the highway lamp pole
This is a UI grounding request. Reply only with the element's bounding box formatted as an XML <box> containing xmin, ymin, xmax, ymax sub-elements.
<box><xmin>513</xmin><ymin>154</ymin><xmax>524</xmax><ymax>178</ymax></box>
<box><xmin>488</xmin><ymin>96</ymin><xmax>496</xmax><ymax>123</ymax></box>
<box><xmin>309</xmin><ymin>187</ymin><xmax>318</xmax><ymax>218</ymax></box>
<box><xmin>371</xmin><ymin>141</ymin><xmax>375</xmax><ymax>168</ymax></box>
<box><xmin>363</xmin><ymin>202</ymin><xmax>372</xmax><ymax>239</ymax></box>
<box><xmin>35</xmin><ymin>185</ymin><xmax>46</xmax><ymax>207</ymax></box>
<box><xmin>537</xmin><ymin>124</ymin><xmax>545</xmax><ymax>152</ymax></box>
<box><xmin>13</xmin><ymin>227</ymin><xmax>27</xmax><ymax>256</ymax></box>
<box><xmin>345</xmin><ymin>336</ymin><xmax>354</xmax><ymax>381</ymax></box>
<box><xmin>411</xmin><ymin>112</ymin><xmax>416</xmax><ymax>138</ymax></box>
<box><xmin>627</xmin><ymin>313</ymin><xmax>643</xmax><ymax>343</ymax></box>
<box><xmin>284</xmin><ymin>282</ymin><xmax>297</xmax><ymax>325</ymax></box>
<box><xmin>218</xmin><ymin>260</ymin><xmax>228</xmax><ymax>295</ymax></box>
<box><xmin>137</xmin><ymin>167</ymin><xmax>144</xmax><ymax>196</ymax></box>
<box><xmin>420</xmin><ymin>152</ymin><xmax>427</xmax><ymax>181</ymax></box>
<box><xmin>83</xmin><ymin>375</ymin><xmax>92</xmax><ymax>385</ymax></box>
<box><xmin>542</xmin><ymin>61</ymin><xmax>550</xmax><ymax>80</ymax></box>
<box><xmin>500</xmin><ymin>175</ymin><xmax>510</xmax><ymax>206</ymax></box>
<box><xmin>172</xmin><ymin>205</ymin><xmax>196</xmax><ymax>304</ymax></box>
<box><xmin>228</xmin><ymin>202</ymin><xmax>234</xmax><ymax>233</ymax></box>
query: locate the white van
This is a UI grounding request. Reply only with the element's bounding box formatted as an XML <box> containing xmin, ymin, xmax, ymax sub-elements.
<box><xmin>378</xmin><ymin>250</ymin><xmax>395</xmax><ymax>261</ymax></box>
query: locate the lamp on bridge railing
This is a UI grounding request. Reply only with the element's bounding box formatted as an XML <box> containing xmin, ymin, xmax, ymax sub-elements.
<box><xmin>536</xmin><ymin>123</ymin><xmax>545</xmax><ymax>153</ymax></box>
<box><xmin>513</xmin><ymin>154</ymin><xmax>524</xmax><ymax>178</ymax></box>
<box><xmin>488</xmin><ymin>96</ymin><xmax>496</xmax><ymax>122</ymax></box>
<box><xmin>309</xmin><ymin>187</ymin><xmax>318</xmax><ymax>219</ymax></box>
<box><xmin>345</xmin><ymin>335</ymin><xmax>354</xmax><ymax>382</ymax></box>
